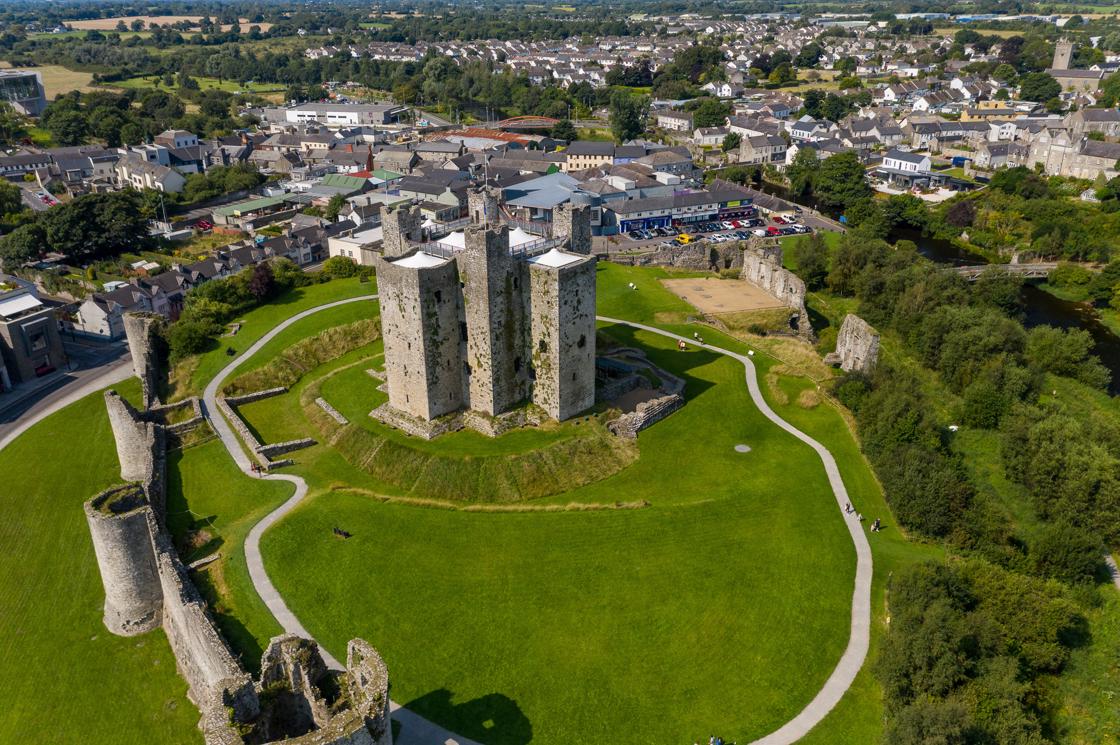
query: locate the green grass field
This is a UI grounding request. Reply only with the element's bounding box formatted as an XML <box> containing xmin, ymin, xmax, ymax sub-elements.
<box><xmin>0</xmin><ymin>379</ymin><xmax>201</xmax><ymax>744</ymax></box>
<box><xmin>169</xmin><ymin>277</ymin><xmax>376</xmax><ymax>400</ymax></box>
<box><xmin>263</xmin><ymin>325</ymin><xmax>858</xmax><ymax>744</ymax></box>
<box><xmin>0</xmin><ymin>260</ymin><xmax>943</xmax><ymax>744</ymax></box>
<box><xmin>223</xmin><ymin>262</ymin><xmax>924</xmax><ymax>743</ymax></box>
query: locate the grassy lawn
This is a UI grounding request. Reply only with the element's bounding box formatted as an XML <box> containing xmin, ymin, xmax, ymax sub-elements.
<box><xmin>263</xmin><ymin>324</ymin><xmax>857</xmax><ymax>744</ymax></box>
<box><xmin>0</xmin><ymin>378</ymin><xmax>200</xmax><ymax>744</ymax></box>
<box><xmin>170</xmin><ymin>277</ymin><xmax>376</xmax><ymax>400</ymax></box>
<box><xmin>166</xmin><ymin>439</ymin><xmax>290</xmax><ymax>673</ymax></box>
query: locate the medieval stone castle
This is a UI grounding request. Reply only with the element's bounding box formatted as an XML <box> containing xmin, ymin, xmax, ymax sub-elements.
<box><xmin>85</xmin><ymin>314</ymin><xmax>393</xmax><ymax>745</ymax></box>
<box><xmin>372</xmin><ymin>187</ymin><xmax>597</xmax><ymax>438</ymax></box>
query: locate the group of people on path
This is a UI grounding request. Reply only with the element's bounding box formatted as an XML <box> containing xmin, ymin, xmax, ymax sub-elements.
<box><xmin>697</xmin><ymin>736</ymin><xmax>732</xmax><ymax>745</ymax></box>
<box><xmin>844</xmin><ymin>502</ymin><xmax>882</xmax><ymax>532</ymax></box>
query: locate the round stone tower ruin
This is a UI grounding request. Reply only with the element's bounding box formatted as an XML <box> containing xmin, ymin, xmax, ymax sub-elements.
<box><xmin>123</xmin><ymin>312</ymin><xmax>163</xmax><ymax>409</ymax></box>
<box><xmin>83</xmin><ymin>484</ymin><xmax>162</xmax><ymax>636</ymax></box>
<box><xmin>468</xmin><ymin>185</ymin><xmax>500</xmax><ymax>226</ymax></box>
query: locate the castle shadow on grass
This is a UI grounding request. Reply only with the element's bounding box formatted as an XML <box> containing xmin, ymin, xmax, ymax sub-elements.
<box><xmin>405</xmin><ymin>689</ymin><xmax>533</xmax><ymax>745</ymax></box>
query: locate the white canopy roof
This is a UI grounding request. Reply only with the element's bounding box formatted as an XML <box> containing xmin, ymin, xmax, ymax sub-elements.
<box><xmin>0</xmin><ymin>293</ymin><xmax>42</xmax><ymax>320</ymax></box>
<box><xmin>527</xmin><ymin>248</ymin><xmax>583</xmax><ymax>269</ymax></box>
<box><xmin>392</xmin><ymin>252</ymin><xmax>449</xmax><ymax>269</ymax></box>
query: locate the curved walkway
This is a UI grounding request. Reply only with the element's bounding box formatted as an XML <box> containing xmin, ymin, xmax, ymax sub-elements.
<box><xmin>597</xmin><ymin>316</ymin><xmax>873</xmax><ymax>745</ymax></box>
<box><xmin>201</xmin><ymin>295</ymin><xmax>483</xmax><ymax>745</ymax></box>
<box><xmin>200</xmin><ymin>295</ymin><xmax>870</xmax><ymax>745</ymax></box>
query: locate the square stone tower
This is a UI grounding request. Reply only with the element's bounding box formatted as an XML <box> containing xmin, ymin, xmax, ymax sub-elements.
<box><xmin>374</xmin><ymin>250</ymin><xmax>465</xmax><ymax>420</ymax></box>
<box><xmin>460</xmin><ymin>225</ymin><xmax>531</xmax><ymax>416</ymax></box>
<box><xmin>1053</xmin><ymin>40</ymin><xmax>1074</xmax><ymax>71</ymax></box>
<box><xmin>552</xmin><ymin>202</ymin><xmax>593</xmax><ymax>255</ymax></box>
<box><xmin>381</xmin><ymin>203</ymin><xmax>424</xmax><ymax>258</ymax></box>
<box><xmin>527</xmin><ymin>249</ymin><xmax>597</xmax><ymax>420</ymax></box>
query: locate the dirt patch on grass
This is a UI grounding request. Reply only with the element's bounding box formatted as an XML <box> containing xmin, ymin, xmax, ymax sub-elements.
<box><xmin>797</xmin><ymin>388</ymin><xmax>821</xmax><ymax>409</ymax></box>
<box><xmin>662</xmin><ymin>277</ymin><xmax>785</xmax><ymax>315</ymax></box>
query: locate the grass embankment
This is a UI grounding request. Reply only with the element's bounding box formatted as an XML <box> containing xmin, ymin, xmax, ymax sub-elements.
<box><xmin>167</xmin><ymin>277</ymin><xmax>376</xmax><ymax>400</ymax></box>
<box><xmin>0</xmin><ymin>379</ymin><xmax>200</xmax><ymax>744</ymax></box>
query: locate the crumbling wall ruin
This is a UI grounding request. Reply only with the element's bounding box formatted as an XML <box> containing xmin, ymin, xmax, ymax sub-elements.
<box><xmin>87</xmin><ymin>369</ymin><xmax>393</xmax><ymax>744</ymax></box>
<box><xmin>740</xmin><ymin>242</ymin><xmax>812</xmax><ymax>339</ymax></box>
<box><xmin>610</xmin><ymin>242</ymin><xmax>743</xmax><ymax>271</ymax></box>
<box><xmin>824</xmin><ymin>314</ymin><xmax>880</xmax><ymax>376</ymax></box>
<box><xmin>123</xmin><ymin>312</ymin><xmax>163</xmax><ymax>409</ymax></box>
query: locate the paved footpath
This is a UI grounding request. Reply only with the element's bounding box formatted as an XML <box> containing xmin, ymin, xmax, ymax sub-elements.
<box><xmin>201</xmin><ymin>295</ymin><xmax>483</xmax><ymax>745</ymax></box>
<box><xmin>597</xmin><ymin>316</ymin><xmax>873</xmax><ymax>745</ymax></box>
<box><xmin>198</xmin><ymin>295</ymin><xmax>871</xmax><ymax>745</ymax></box>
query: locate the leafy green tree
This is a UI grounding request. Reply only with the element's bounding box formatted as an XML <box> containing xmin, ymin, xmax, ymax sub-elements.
<box><xmin>0</xmin><ymin>102</ymin><xmax>27</xmax><ymax>144</ymax></box>
<box><xmin>550</xmin><ymin>119</ymin><xmax>576</xmax><ymax>141</ymax></box>
<box><xmin>1030</xmin><ymin>523</ymin><xmax>1102</xmax><ymax>584</ymax></box>
<box><xmin>608</xmin><ymin>90</ymin><xmax>648</xmax><ymax>143</ymax></box>
<box><xmin>787</xmin><ymin>147</ymin><xmax>819</xmax><ymax>199</ymax></box>
<box><xmin>324</xmin><ymin>194</ymin><xmax>347</xmax><ymax>222</ymax></box>
<box><xmin>45</xmin><ymin>110</ymin><xmax>88</xmax><ymax>146</ymax></box>
<box><xmin>1018</xmin><ymin>72</ymin><xmax>1061</xmax><ymax>103</ymax></box>
<box><xmin>690</xmin><ymin>97</ymin><xmax>731</xmax><ymax>128</ymax></box>
<box><xmin>721</xmin><ymin>132</ymin><xmax>740</xmax><ymax>153</ymax></box>
<box><xmin>793</xmin><ymin>232</ymin><xmax>829</xmax><ymax>289</ymax></box>
<box><xmin>814</xmin><ymin>151</ymin><xmax>872</xmax><ymax>213</ymax></box>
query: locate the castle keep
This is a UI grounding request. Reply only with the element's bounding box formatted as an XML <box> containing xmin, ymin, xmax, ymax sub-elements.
<box><xmin>373</xmin><ymin>189</ymin><xmax>596</xmax><ymax>435</ymax></box>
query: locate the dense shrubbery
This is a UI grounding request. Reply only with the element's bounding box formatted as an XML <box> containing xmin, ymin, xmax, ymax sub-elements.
<box><xmin>879</xmin><ymin>561</ymin><xmax>1086</xmax><ymax>745</ymax></box>
<box><xmin>165</xmin><ymin>258</ymin><xmax>311</xmax><ymax>359</ymax></box>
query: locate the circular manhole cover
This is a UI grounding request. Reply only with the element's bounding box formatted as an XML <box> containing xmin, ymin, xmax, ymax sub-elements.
<box><xmin>734</xmin><ymin>444</ymin><xmax>751</xmax><ymax>453</ymax></box>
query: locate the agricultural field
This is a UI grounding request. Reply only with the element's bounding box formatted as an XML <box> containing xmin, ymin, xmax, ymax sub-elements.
<box><xmin>0</xmin><ymin>61</ymin><xmax>96</xmax><ymax>96</ymax></box>
<box><xmin>63</xmin><ymin>16</ymin><xmax>274</xmax><ymax>32</ymax></box>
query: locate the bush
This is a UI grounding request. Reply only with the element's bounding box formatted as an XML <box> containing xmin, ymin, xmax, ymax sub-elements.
<box><xmin>166</xmin><ymin>318</ymin><xmax>220</xmax><ymax>358</ymax></box>
<box><xmin>1030</xmin><ymin>523</ymin><xmax>1103</xmax><ymax>585</ymax></box>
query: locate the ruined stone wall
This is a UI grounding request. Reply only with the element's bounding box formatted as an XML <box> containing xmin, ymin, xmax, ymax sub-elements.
<box><xmin>84</xmin><ymin>485</ymin><xmax>163</xmax><ymax>636</ymax></box>
<box><xmin>374</xmin><ymin>253</ymin><xmax>464</xmax><ymax>420</ymax></box>
<box><xmin>103</xmin><ymin>390</ymin><xmax>166</xmax><ymax>514</ymax></box>
<box><xmin>610</xmin><ymin>243</ymin><xmax>743</xmax><ymax>271</ymax></box>
<box><xmin>380</xmin><ymin>204</ymin><xmax>422</xmax><ymax>259</ymax></box>
<box><xmin>153</xmin><ymin>527</ymin><xmax>259</xmax><ymax>727</ymax></box>
<box><xmin>740</xmin><ymin>242</ymin><xmax>812</xmax><ymax>338</ymax></box>
<box><xmin>123</xmin><ymin>312</ymin><xmax>162</xmax><ymax>409</ymax></box>
<box><xmin>460</xmin><ymin>225</ymin><xmax>530</xmax><ymax>415</ymax></box>
<box><xmin>553</xmin><ymin>203</ymin><xmax>593</xmax><ymax>255</ymax></box>
<box><xmin>608</xmin><ymin>394</ymin><xmax>684</xmax><ymax>438</ymax></box>
<box><xmin>829</xmin><ymin>314</ymin><xmax>880</xmax><ymax>376</ymax></box>
<box><xmin>528</xmin><ymin>254</ymin><xmax>597</xmax><ymax>420</ymax></box>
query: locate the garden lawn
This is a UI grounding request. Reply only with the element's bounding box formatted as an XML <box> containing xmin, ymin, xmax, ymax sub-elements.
<box><xmin>262</xmin><ymin>324</ymin><xmax>857</xmax><ymax>744</ymax></box>
<box><xmin>0</xmin><ymin>379</ymin><xmax>200</xmax><ymax>744</ymax></box>
<box><xmin>166</xmin><ymin>439</ymin><xmax>290</xmax><ymax>673</ymax></box>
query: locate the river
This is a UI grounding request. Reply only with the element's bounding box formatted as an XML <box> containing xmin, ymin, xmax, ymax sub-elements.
<box><xmin>893</xmin><ymin>228</ymin><xmax>1120</xmax><ymax>395</ymax></box>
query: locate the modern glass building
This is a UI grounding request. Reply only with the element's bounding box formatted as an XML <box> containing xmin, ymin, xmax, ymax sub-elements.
<box><xmin>0</xmin><ymin>70</ymin><xmax>46</xmax><ymax>116</ymax></box>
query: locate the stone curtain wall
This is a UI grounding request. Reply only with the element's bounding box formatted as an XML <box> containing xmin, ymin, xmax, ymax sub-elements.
<box><xmin>609</xmin><ymin>243</ymin><xmax>744</xmax><ymax>271</ymax></box>
<box><xmin>825</xmin><ymin>314</ymin><xmax>881</xmax><ymax>375</ymax></box>
<box><xmin>88</xmin><ymin>379</ymin><xmax>395</xmax><ymax>744</ymax></box>
<box><xmin>740</xmin><ymin>242</ymin><xmax>813</xmax><ymax>339</ymax></box>
<box><xmin>123</xmin><ymin>312</ymin><xmax>163</xmax><ymax>409</ymax></box>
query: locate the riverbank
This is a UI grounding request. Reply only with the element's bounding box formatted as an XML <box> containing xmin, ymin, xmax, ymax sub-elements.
<box><xmin>1036</xmin><ymin>281</ymin><xmax>1120</xmax><ymax>338</ymax></box>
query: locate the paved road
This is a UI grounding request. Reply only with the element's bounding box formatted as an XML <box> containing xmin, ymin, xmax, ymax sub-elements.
<box><xmin>597</xmin><ymin>316</ymin><xmax>872</xmax><ymax>745</ymax></box>
<box><xmin>201</xmin><ymin>294</ymin><xmax>483</xmax><ymax>745</ymax></box>
<box><xmin>0</xmin><ymin>358</ymin><xmax>133</xmax><ymax>453</ymax></box>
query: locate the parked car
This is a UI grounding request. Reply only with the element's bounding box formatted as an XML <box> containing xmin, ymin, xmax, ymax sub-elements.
<box><xmin>766</xmin><ymin>226</ymin><xmax>781</xmax><ymax>236</ymax></box>
<box><xmin>792</xmin><ymin>225</ymin><xmax>811</xmax><ymax>234</ymax></box>
<box><xmin>195</xmin><ymin>219</ymin><xmax>213</xmax><ymax>231</ymax></box>
<box><xmin>627</xmin><ymin>230</ymin><xmax>642</xmax><ymax>240</ymax></box>
<box><xmin>751</xmin><ymin>228</ymin><xmax>769</xmax><ymax>237</ymax></box>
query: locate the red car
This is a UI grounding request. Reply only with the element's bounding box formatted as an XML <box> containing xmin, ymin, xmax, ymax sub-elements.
<box><xmin>766</xmin><ymin>226</ymin><xmax>781</xmax><ymax>236</ymax></box>
<box><xmin>195</xmin><ymin>219</ymin><xmax>213</xmax><ymax>231</ymax></box>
